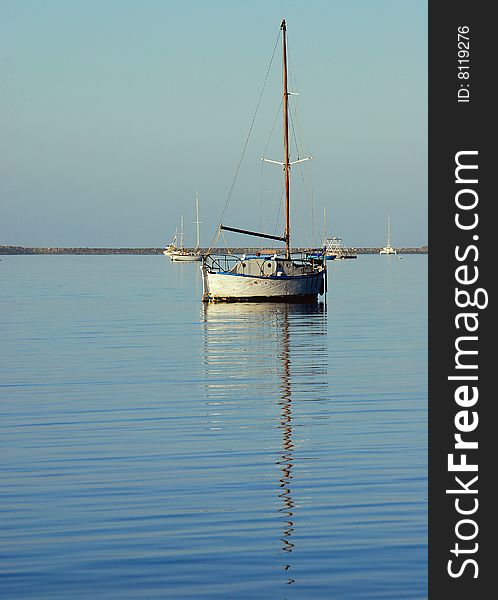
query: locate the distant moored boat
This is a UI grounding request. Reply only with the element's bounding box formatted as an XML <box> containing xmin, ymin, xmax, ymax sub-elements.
<box><xmin>379</xmin><ymin>212</ymin><xmax>397</xmax><ymax>255</ymax></box>
<box><xmin>166</xmin><ymin>197</ymin><xmax>203</xmax><ymax>262</ymax></box>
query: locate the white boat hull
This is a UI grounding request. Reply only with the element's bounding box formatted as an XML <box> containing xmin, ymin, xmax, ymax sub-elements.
<box><xmin>170</xmin><ymin>252</ymin><xmax>202</xmax><ymax>262</ymax></box>
<box><xmin>202</xmin><ymin>270</ymin><xmax>324</xmax><ymax>302</ymax></box>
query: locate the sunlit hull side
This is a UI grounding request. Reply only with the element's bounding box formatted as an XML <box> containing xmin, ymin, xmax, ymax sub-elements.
<box><xmin>169</xmin><ymin>252</ymin><xmax>202</xmax><ymax>262</ymax></box>
<box><xmin>202</xmin><ymin>270</ymin><xmax>324</xmax><ymax>302</ymax></box>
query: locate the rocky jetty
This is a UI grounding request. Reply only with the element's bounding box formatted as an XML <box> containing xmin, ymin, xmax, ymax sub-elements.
<box><xmin>1</xmin><ymin>245</ymin><xmax>428</xmax><ymax>255</ymax></box>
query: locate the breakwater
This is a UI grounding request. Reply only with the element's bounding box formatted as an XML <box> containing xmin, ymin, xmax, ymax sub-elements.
<box><xmin>1</xmin><ymin>245</ymin><xmax>428</xmax><ymax>255</ymax></box>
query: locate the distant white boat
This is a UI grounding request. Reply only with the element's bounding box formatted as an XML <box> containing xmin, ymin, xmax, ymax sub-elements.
<box><xmin>201</xmin><ymin>20</ymin><xmax>326</xmax><ymax>302</ymax></box>
<box><xmin>379</xmin><ymin>212</ymin><xmax>397</xmax><ymax>255</ymax></box>
<box><xmin>170</xmin><ymin>250</ymin><xmax>202</xmax><ymax>262</ymax></box>
<box><xmin>321</xmin><ymin>208</ymin><xmax>356</xmax><ymax>259</ymax></box>
<box><xmin>323</xmin><ymin>236</ymin><xmax>357</xmax><ymax>260</ymax></box>
<box><xmin>166</xmin><ymin>198</ymin><xmax>203</xmax><ymax>262</ymax></box>
<box><xmin>162</xmin><ymin>240</ymin><xmax>177</xmax><ymax>257</ymax></box>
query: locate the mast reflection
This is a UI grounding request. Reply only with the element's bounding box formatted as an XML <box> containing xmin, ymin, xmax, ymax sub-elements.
<box><xmin>277</xmin><ymin>307</ymin><xmax>295</xmax><ymax>582</ymax></box>
<box><xmin>201</xmin><ymin>301</ymin><xmax>327</xmax><ymax>586</ymax></box>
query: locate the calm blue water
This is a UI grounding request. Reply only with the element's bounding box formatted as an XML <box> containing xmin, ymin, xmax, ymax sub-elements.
<box><xmin>0</xmin><ymin>255</ymin><xmax>427</xmax><ymax>599</ymax></box>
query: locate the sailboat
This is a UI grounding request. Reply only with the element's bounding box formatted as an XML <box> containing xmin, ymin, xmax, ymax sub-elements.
<box><xmin>323</xmin><ymin>236</ymin><xmax>357</xmax><ymax>260</ymax></box>
<box><xmin>168</xmin><ymin>196</ymin><xmax>203</xmax><ymax>262</ymax></box>
<box><xmin>379</xmin><ymin>211</ymin><xmax>397</xmax><ymax>255</ymax></box>
<box><xmin>322</xmin><ymin>208</ymin><xmax>356</xmax><ymax>260</ymax></box>
<box><xmin>201</xmin><ymin>20</ymin><xmax>327</xmax><ymax>302</ymax></box>
<box><xmin>162</xmin><ymin>233</ymin><xmax>178</xmax><ymax>257</ymax></box>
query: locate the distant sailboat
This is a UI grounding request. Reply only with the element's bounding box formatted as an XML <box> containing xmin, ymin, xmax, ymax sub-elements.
<box><xmin>168</xmin><ymin>196</ymin><xmax>203</xmax><ymax>262</ymax></box>
<box><xmin>323</xmin><ymin>236</ymin><xmax>357</xmax><ymax>260</ymax></box>
<box><xmin>321</xmin><ymin>207</ymin><xmax>356</xmax><ymax>260</ymax></box>
<box><xmin>379</xmin><ymin>212</ymin><xmax>397</xmax><ymax>255</ymax></box>
<box><xmin>201</xmin><ymin>20</ymin><xmax>327</xmax><ymax>302</ymax></box>
<box><xmin>162</xmin><ymin>227</ymin><xmax>178</xmax><ymax>257</ymax></box>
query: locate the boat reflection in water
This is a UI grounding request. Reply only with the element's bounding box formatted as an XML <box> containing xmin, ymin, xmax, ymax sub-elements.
<box><xmin>277</xmin><ymin>304</ymin><xmax>296</xmax><ymax>581</ymax></box>
<box><xmin>201</xmin><ymin>301</ymin><xmax>328</xmax><ymax>587</ymax></box>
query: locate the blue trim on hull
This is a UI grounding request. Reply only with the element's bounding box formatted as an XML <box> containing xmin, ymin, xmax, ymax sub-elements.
<box><xmin>202</xmin><ymin>293</ymin><xmax>319</xmax><ymax>303</ymax></box>
<box><xmin>205</xmin><ymin>271</ymin><xmax>323</xmax><ymax>281</ymax></box>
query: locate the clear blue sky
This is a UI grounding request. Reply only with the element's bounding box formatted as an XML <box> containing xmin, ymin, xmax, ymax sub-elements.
<box><xmin>1</xmin><ymin>0</ymin><xmax>427</xmax><ymax>247</ymax></box>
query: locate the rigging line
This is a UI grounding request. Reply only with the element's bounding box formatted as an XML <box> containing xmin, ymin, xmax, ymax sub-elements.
<box><xmin>287</xmin><ymin>110</ymin><xmax>312</xmax><ymax>245</ymax></box>
<box><xmin>288</xmin><ymin>104</ymin><xmax>301</xmax><ymax>159</ymax></box>
<box><xmin>211</xmin><ymin>226</ymin><xmax>222</xmax><ymax>249</ymax></box>
<box><xmin>287</xmin><ymin>34</ymin><xmax>312</xmax><ymax>171</ymax></box>
<box><xmin>294</xmin><ymin>111</ymin><xmax>312</xmax><ymax>157</ymax></box>
<box><xmin>259</xmin><ymin>158</ymin><xmax>264</xmax><ymax>248</ymax></box>
<box><xmin>220</xmin><ymin>228</ymin><xmax>231</xmax><ymax>253</ymax></box>
<box><xmin>301</xmin><ymin>158</ymin><xmax>316</xmax><ymax>243</ymax></box>
<box><xmin>291</xmin><ymin>93</ymin><xmax>312</xmax><ymax>158</ymax></box>
<box><xmin>273</xmin><ymin>187</ymin><xmax>284</xmax><ymax>240</ymax></box>
<box><xmin>287</xmin><ymin>48</ymin><xmax>313</xmax><ymax>159</ymax></box>
<box><xmin>297</xmin><ymin>162</ymin><xmax>312</xmax><ymax>243</ymax></box>
<box><xmin>209</xmin><ymin>29</ymin><xmax>281</xmax><ymax>250</ymax></box>
<box><xmin>295</xmin><ymin>150</ymin><xmax>315</xmax><ymax>242</ymax></box>
<box><xmin>287</xmin><ymin>40</ymin><xmax>304</xmax><ymax>133</ymax></box>
<box><xmin>260</xmin><ymin>95</ymin><xmax>282</xmax><ymax>248</ymax></box>
<box><xmin>262</xmin><ymin>97</ymin><xmax>283</xmax><ymax>158</ymax></box>
<box><xmin>289</xmin><ymin>109</ymin><xmax>305</xmax><ymax>200</ymax></box>
<box><xmin>288</xmin><ymin>88</ymin><xmax>310</xmax><ymax>161</ymax></box>
<box><xmin>286</xmin><ymin>57</ymin><xmax>316</xmax><ymax>246</ymax></box>
<box><xmin>311</xmin><ymin>179</ymin><xmax>315</xmax><ymax>244</ymax></box>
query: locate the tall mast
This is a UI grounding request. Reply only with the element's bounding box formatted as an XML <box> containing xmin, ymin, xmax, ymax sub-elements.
<box><xmin>179</xmin><ymin>215</ymin><xmax>184</xmax><ymax>249</ymax></box>
<box><xmin>387</xmin><ymin>211</ymin><xmax>391</xmax><ymax>246</ymax></box>
<box><xmin>281</xmin><ymin>19</ymin><xmax>291</xmax><ymax>259</ymax></box>
<box><xmin>195</xmin><ymin>194</ymin><xmax>200</xmax><ymax>250</ymax></box>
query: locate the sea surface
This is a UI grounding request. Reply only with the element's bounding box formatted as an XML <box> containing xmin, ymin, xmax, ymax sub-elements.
<box><xmin>1</xmin><ymin>255</ymin><xmax>427</xmax><ymax>599</ymax></box>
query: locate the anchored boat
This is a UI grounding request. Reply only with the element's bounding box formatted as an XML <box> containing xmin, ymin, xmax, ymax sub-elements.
<box><xmin>167</xmin><ymin>197</ymin><xmax>203</xmax><ymax>262</ymax></box>
<box><xmin>201</xmin><ymin>20</ymin><xmax>327</xmax><ymax>302</ymax></box>
<box><xmin>323</xmin><ymin>236</ymin><xmax>357</xmax><ymax>260</ymax></box>
<box><xmin>162</xmin><ymin>226</ymin><xmax>178</xmax><ymax>258</ymax></box>
<box><xmin>379</xmin><ymin>211</ymin><xmax>397</xmax><ymax>255</ymax></box>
